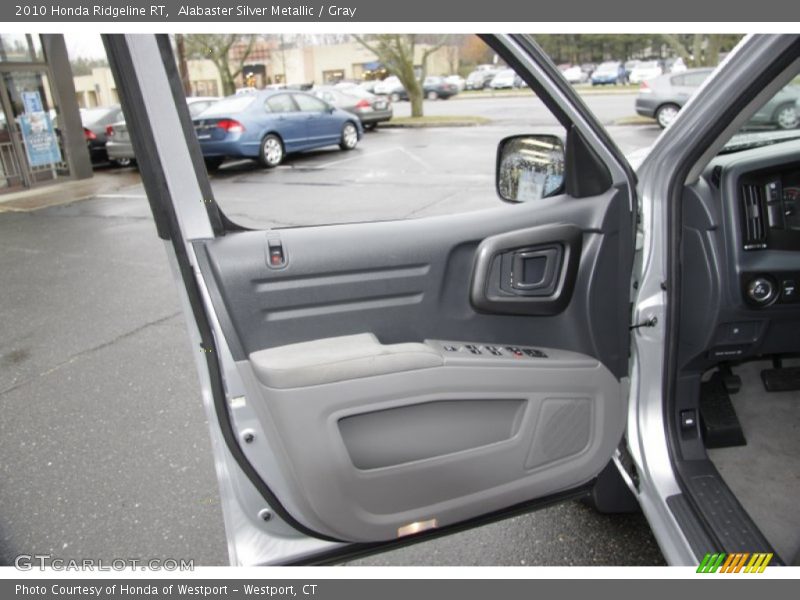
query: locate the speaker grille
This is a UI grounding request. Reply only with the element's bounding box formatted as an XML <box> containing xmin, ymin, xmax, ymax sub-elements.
<box><xmin>525</xmin><ymin>398</ymin><xmax>592</xmax><ymax>470</ymax></box>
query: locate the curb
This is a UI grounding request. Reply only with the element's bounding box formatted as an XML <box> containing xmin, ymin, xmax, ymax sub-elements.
<box><xmin>455</xmin><ymin>88</ymin><xmax>639</xmax><ymax>100</ymax></box>
<box><xmin>0</xmin><ymin>170</ymin><xmax>141</xmax><ymax>212</ymax></box>
<box><xmin>380</xmin><ymin>119</ymin><xmax>490</xmax><ymax>128</ymax></box>
<box><xmin>613</xmin><ymin>116</ymin><xmax>658</xmax><ymax>126</ymax></box>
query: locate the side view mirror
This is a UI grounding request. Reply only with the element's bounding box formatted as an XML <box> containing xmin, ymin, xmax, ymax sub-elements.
<box><xmin>496</xmin><ymin>135</ymin><xmax>565</xmax><ymax>202</ymax></box>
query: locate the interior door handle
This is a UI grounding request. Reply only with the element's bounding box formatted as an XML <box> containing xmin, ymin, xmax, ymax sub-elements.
<box><xmin>470</xmin><ymin>224</ymin><xmax>582</xmax><ymax>316</ymax></box>
<box><xmin>509</xmin><ymin>247</ymin><xmax>560</xmax><ymax>293</ymax></box>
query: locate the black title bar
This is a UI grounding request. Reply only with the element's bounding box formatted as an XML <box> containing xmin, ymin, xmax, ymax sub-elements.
<box><xmin>3</xmin><ymin>0</ymin><xmax>799</xmax><ymax>22</ymax></box>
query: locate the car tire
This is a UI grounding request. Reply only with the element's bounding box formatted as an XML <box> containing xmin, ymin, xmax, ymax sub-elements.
<box><xmin>773</xmin><ymin>102</ymin><xmax>799</xmax><ymax>130</ymax></box>
<box><xmin>203</xmin><ymin>157</ymin><xmax>224</xmax><ymax>171</ymax></box>
<box><xmin>655</xmin><ymin>103</ymin><xmax>681</xmax><ymax>129</ymax></box>
<box><xmin>390</xmin><ymin>92</ymin><xmax>401</xmax><ymax>103</ymax></box>
<box><xmin>258</xmin><ymin>134</ymin><xmax>284</xmax><ymax>168</ymax></box>
<box><xmin>364</xmin><ymin>122</ymin><xmax>377</xmax><ymax>131</ymax></box>
<box><xmin>426</xmin><ymin>90</ymin><xmax>439</xmax><ymax>100</ymax></box>
<box><xmin>339</xmin><ymin>121</ymin><xmax>359</xmax><ymax>151</ymax></box>
<box><xmin>112</xmin><ymin>157</ymin><xmax>133</xmax><ymax>168</ymax></box>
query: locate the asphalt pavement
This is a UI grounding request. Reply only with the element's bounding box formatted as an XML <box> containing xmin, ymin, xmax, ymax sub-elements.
<box><xmin>0</xmin><ymin>92</ymin><xmax>665</xmax><ymax>567</ymax></box>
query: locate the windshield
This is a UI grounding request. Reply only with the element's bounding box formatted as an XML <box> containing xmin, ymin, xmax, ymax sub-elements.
<box><xmin>720</xmin><ymin>77</ymin><xmax>800</xmax><ymax>153</ymax></box>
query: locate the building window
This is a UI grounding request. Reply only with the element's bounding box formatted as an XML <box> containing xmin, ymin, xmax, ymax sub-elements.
<box><xmin>0</xmin><ymin>34</ymin><xmax>44</xmax><ymax>63</ymax></box>
<box><xmin>322</xmin><ymin>69</ymin><xmax>345</xmax><ymax>84</ymax></box>
<box><xmin>192</xmin><ymin>80</ymin><xmax>219</xmax><ymax>97</ymax></box>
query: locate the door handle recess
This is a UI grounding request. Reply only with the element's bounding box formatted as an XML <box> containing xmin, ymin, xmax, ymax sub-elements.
<box><xmin>470</xmin><ymin>224</ymin><xmax>582</xmax><ymax>316</ymax></box>
<box><xmin>510</xmin><ymin>247</ymin><xmax>560</xmax><ymax>294</ymax></box>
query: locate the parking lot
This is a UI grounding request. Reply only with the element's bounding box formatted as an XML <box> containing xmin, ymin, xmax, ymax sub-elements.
<box><xmin>0</xmin><ymin>92</ymin><xmax>665</xmax><ymax>566</ymax></box>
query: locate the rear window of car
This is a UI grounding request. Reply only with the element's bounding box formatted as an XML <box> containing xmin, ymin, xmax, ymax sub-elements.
<box><xmin>199</xmin><ymin>95</ymin><xmax>255</xmax><ymax>116</ymax></box>
<box><xmin>188</xmin><ymin>101</ymin><xmax>215</xmax><ymax>117</ymax></box>
<box><xmin>314</xmin><ymin>90</ymin><xmax>337</xmax><ymax>103</ymax></box>
<box><xmin>343</xmin><ymin>87</ymin><xmax>373</xmax><ymax>99</ymax></box>
<box><xmin>683</xmin><ymin>71</ymin><xmax>711</xmax><ymax>86</ymax></box>
<box><xmin>81</xmin><ymin>107</ymin><xmax>117</xmax><ymax>125</ymax></box>
<box><xmin>596</xmin><ymin>62</ymin><xmax>619</xmax><ymax>72</ymax></box>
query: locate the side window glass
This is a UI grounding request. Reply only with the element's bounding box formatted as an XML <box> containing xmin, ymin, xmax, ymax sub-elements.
<box><xmin>265</xmin><ymin>94</ymin><xmax>297</xmax><ymax>113</ymax></box>
<box><xmin>294</xmin><ymin>94</ymin><xmax>328</xmax><ymax>112</ymax></box>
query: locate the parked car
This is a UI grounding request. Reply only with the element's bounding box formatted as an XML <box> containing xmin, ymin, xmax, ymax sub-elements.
<box><xmin>623</xmin><ymin>60</ymin><xmax>640</xmax><ymax>83</ymax></box>
<box><xmin>445</xmin><ymin>74</ymin><xmax>466</xmax><ymax>91</ymax></box>
<box><xmin>422</xmin><ymin>76</ymin><xmax>460</xmax><ymax>99</ymax></box>
<box><xmin>379</xmin><ymin>76</ymin><xmax>460</xmax><ymax>101</ymax></box>
<box><xmin>191</xmin><ymin>90</ymin><xmax>363</xmax><ymax>169</ymax></box>
<box><xmin>373</xmin><ymin>75</ymin><xmax>404</xmax><ymax>97</ymax></box>
<box><xmin>489</xmin><ymin>68</ymin><xmax>521</xmax><ymax>89</ymax></box>
<box><xmin>78</xmin><ymin>105</ymin><xmax>125</xmax><ymax>166</ymax></box>
<box><xmin>465</xmin><ymin>68</ymin><xmax>497</xmax><ymax>90</ymax></box>
<box><xmin>106</xmin><ymin>97</ymin><xmax>220</xmax><ymax>165</ymax></box>
<box><xmin>591</xmin><ymin>61</ymin><xmax>625</xmax><ymax>85</ymax></box>
<box><xmin>357</xmin><ymin>80</ymin><xmax>379</xmax><ymax>94</ymax></box>
<box><xmin>637</xmin><ymin>68</ymin><xmax>800</xmax><ymax>129</ymax></box>
<box><xmin>312</xmin><ymin>86</ymin><xmax>392</xmax><ymax>130</ymax></box>
<box><xmin>560</xmin><ymin>64</ymin><xmax>587</xmax><ymax>84</ymax></box>
<box><xmin>628</xmin><ymin>60</ymin><xmax>663</xmax><ymax>84</ymax></box>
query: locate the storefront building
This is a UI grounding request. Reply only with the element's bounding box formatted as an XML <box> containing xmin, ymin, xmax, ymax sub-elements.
<box><xmin>0</xmin><ymin>34</ymin><xmax>91</xmax><ymax>195</ymax></box>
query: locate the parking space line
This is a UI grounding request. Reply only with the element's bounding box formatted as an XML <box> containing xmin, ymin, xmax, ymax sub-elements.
<box><xmin>399</xmin><ymin>147</ymin><xmax>434</xmax><ymax>172</ymax></box>
<box><xmin>315</xmin><ymin>146</ymin><xmax>404</xmax><ymax>169</ymax></box>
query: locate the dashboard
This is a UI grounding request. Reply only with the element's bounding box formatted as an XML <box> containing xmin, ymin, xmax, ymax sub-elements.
<box><xmin>678</xmin><ymin>139</ymin><xmax>800</xmax><ymax>371</ymax></box>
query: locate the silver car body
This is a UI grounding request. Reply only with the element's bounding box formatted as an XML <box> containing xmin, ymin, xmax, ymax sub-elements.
<box><xmin>107</xmin><ymin>33</ymin><xmax>800</xmax><ymax>567</ymax></box>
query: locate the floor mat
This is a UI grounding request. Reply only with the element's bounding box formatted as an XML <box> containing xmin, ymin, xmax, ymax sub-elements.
<box><xmin>707</xmin><ymin>360</ymin><xmax>800</xmax><ymax>563</ymax></box>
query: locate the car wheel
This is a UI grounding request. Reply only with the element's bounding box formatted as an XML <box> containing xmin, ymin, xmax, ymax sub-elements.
<box><xmin>773</xmin><ymin>102</ymin><xmax>799</xmax><ymax>130</ymax></box>
<box><xmin>258</xmin><ymin>134</ymin><xmax>284</xmax><ymax>168</ymax></box>
<box><xmin>203</xmin><ymin>157</ymin><xmax>224</xmax><ymax>171</ymax></box>
<box><xmin>339</xmin><ymin>122</ymin><xmax>359</xmax><ymax>151</ymax></box>
<box><xmin>112</xmin><ymin>157</ymin><xmax>133</xmax><ymax>168</ymax></box>
<box><xmin>426</xmin><ymin>90</ymin><xmax>439</xmax><ymax>100</ymax></box>
<box><xmin>364</xmin><ymin>122</ymin><xmax>377</xmax><ymax>131</ymax></box>
<box><xmin>390</xmin><ymin>92</ymin><xmax>401</xmax><ymax>102</ymax></box>
<box><xmin>655</xmin><ymin>103</ymin><xmax>681</xmax><ymax>129</ymax></box>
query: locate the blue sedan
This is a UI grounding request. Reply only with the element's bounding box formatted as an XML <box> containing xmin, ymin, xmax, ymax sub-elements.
<box><xmin>192</xmin><ymin>90</ymin><xmax>363</xmax><ymax>169</ymax></box>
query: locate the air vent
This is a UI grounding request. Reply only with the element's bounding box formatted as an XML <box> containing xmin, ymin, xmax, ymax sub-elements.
<box><xmin>740</xmin><ymin>183</ymin><xmax>767</xmax><ymax>250</ymax></box>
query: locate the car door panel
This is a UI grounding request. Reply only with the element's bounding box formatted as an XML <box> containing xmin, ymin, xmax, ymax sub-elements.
<box><xmin>104</xmin><ymin>33</ymin><xmax>636</xmax><ymax>562</ymax></box>
<box><xmin>193</xmin><ymin>183</ymin><xmax>630</xmax><ymax>542</ymax></box>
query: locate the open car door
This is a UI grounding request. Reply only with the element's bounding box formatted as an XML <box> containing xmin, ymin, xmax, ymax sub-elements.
<box><xmin>103</xmin><ymin>34</ymin><xmax>637</xmax><ymax>565</ymax></box>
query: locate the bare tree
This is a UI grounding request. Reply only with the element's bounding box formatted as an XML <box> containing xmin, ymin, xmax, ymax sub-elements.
<box><xmin>662</xmin><ymin>34</ymin><xmax>742</xmax><ymax>67</ymax></box>
<box><xmin>183</xmin><ymin>34</ymin><xmax>257</xmax><ymax>96</ymax></box>
<box><xmin>174</xmin><ymin>34</ymin><xmax>191</xmax><ymax>96</ymax></box>
<box><xmin>353</xmin><ymin>34</ymin><xmax>447</xmax><ymax>117</ymax></box>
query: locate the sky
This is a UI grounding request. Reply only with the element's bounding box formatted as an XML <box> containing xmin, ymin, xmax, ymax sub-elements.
<box><xmin>64</xmin><ymin>33</ymin><xmax>106</xmax><ymax>60</ymax></box>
